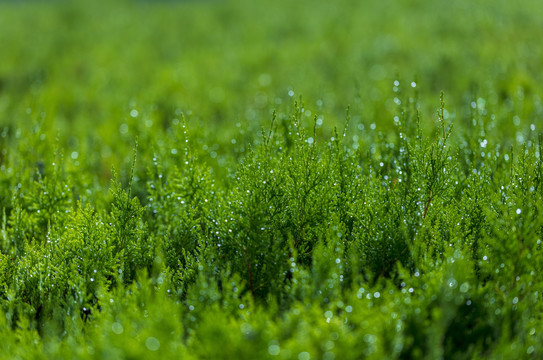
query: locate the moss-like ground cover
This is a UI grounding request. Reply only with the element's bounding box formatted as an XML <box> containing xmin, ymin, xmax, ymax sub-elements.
<box><xmin>1</xmin><ymin>0</ymin><xmax>543</xmax><ymax>358</ymax></box>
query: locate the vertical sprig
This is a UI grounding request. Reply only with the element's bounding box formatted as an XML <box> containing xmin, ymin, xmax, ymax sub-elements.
<box><xmin>421</xmin><ymin>92</ymin><xmax>454</xmax><ymax>220</ymax></box>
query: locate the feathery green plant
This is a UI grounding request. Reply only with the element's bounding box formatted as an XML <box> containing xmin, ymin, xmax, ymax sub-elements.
<box><xmin>1</xmin><ymin>0</ymin><xmax>543</xmax><ymax>358</ymax></box>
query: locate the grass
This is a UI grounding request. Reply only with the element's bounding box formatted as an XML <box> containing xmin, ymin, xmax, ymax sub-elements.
<box><xmin>1</xmin><ymin>0</ymin><xmax>543</xmax><ymax>358</ymax></box>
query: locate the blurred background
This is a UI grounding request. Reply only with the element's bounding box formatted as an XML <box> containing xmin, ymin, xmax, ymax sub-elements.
<box><xmin>0</xmin><ymin>0</ymin><xmax>542</xmax><ymax>181</ymax></box>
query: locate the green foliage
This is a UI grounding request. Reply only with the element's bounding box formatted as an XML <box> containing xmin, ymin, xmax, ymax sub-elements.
<box><xmin>1</xmin><ymin>0</ymin><xmax>543</xmax><ymax>358</ymax></box>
